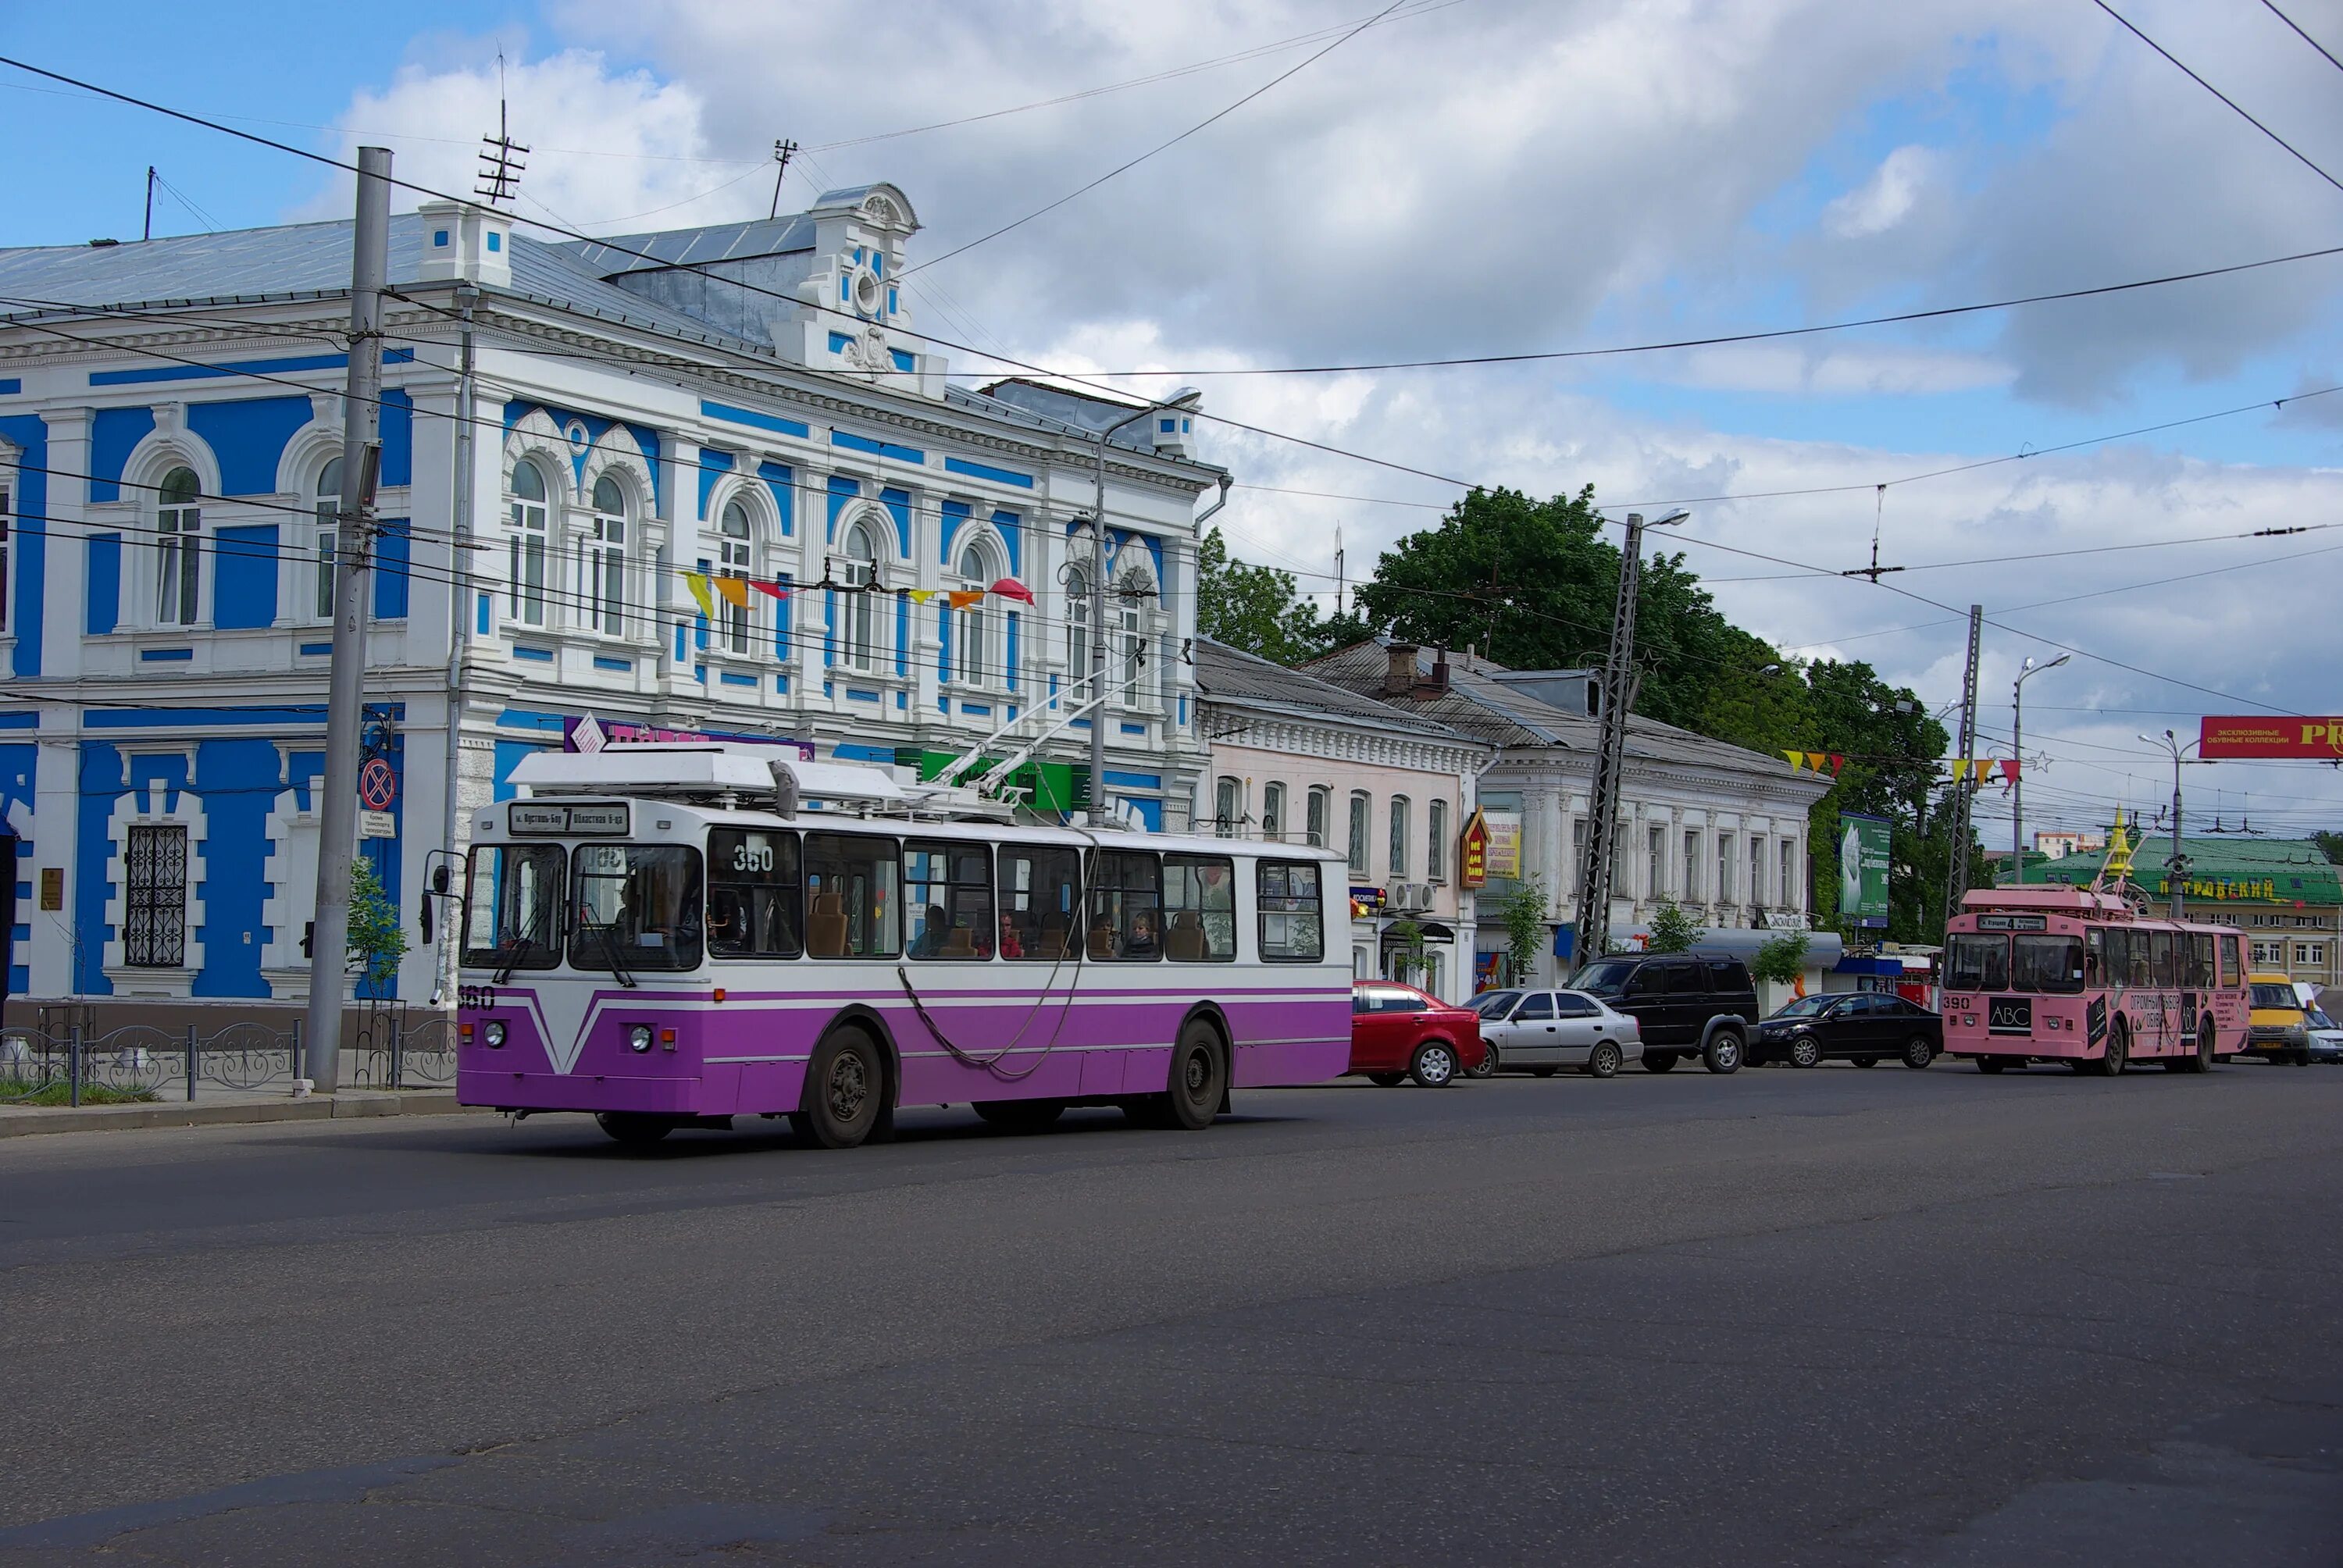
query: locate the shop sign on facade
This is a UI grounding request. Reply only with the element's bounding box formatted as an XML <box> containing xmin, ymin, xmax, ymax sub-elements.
<box><xmin>1483</xmin><ymin>810</ymin><xmax>1523</xmax><ymax>880</ymax></box>
<box><xmin>1459</xmin><ymin>809</ymin><xmax>1489</xmax><ymax>889</ymax></box>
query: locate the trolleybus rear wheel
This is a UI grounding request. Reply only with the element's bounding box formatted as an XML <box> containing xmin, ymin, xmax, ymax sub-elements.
<box><xmin>794</xmin><ymin>1027</ymin><xmax>884</xmax><ymax>1149</ymax></box>
<box><xmin>594</xmin><ymin>1111</ymin><xmax>675</xmax><ymax>1146</ymax></box>
<box><xmin>1157</xmin><ymin>1020</ymin><xmax>1227</xmax><ymax>1128</ymax></box>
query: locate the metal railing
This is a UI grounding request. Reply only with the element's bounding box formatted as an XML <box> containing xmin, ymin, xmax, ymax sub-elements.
<box><xmin>0</xmin><ymin>1008</ymin><xmax>455</xmax><ymax>1106</ymax></box>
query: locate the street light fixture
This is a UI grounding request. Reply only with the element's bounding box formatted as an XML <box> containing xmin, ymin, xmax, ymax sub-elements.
<box><xmin>2138</xmin><ymin>728</ymin><xmax>2209</xmax><ymax>918</ymax></box>
<box><xmin>2008</xmin><ymin>654</ymin><xmax>2069</xmax><ymax>882</ymax></box>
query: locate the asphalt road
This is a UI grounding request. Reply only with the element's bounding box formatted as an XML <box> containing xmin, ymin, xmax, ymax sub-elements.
<box><xmin>2</xmin><ymin>1058</ymin><xmax>2340</xmax><ymax>1566</ymax></box>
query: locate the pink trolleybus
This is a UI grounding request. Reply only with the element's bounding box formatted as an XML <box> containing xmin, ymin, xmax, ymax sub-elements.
<box><xmin>455</xmin><ymin>748</ymin><xmax>1353</xmax><ymax>1145</ymax></box>
<box><xmin>1940</xmin><ymin>885</ymin><xmax>2248</xmax><ymax>1074</ymax></box>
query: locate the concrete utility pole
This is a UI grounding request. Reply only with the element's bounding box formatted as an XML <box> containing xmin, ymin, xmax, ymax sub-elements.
<box><xmin>2140</xmin><ymin>729</ymin><xmax>2200</xmax><ymax>919</ymax></box>
<box><xmin>1086</xmin><ymin>391</ymin><xmax>1196</xmax><ymax>825</ymax></box>
<box><xmin>302</xmin><ymin>146</ymin><xmax>392</xmax><ymax>1093</ymax></box>
<box><xmin>1941</xmin><ymin>604</ymin><xmax>1983</xmax><ymax>931</ymax></box>
<box><xmin>1575</xmin><ymin>509</ymin><xmax>1686</xmax><ymax>965</ymax></box>
<box><xmin>2008</xmin><ymin>653</ymin><xmax>2069</xmax><ymax>884</ymax></box>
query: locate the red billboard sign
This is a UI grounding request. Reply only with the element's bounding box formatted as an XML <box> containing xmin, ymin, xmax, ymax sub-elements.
<box><xmin>2198</xmin><ymin>716</ymin><xmax>2343</xmax><ymax>760</ymax></box>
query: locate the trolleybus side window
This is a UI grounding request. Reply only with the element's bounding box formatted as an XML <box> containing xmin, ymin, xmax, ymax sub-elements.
<box><xmin>708</xmin><ymin>828</ymin><xmax>801</xmax><ymax>960</ymax></box>
<box><xmin>2150</xmin><ymin>930</ymin><xmax>2177</xmax><ymax>989</ymax></box>
<box><xmin>2221</xmin><ymin>933</ymin><xmax>2242</xmax><ymax>986</ymax></box>
<box><xmin>1000</xmin><ymin>844</ymin><xmax>1079</xmax><ymax>961</ymax></box>
<box><xmin>1947</xmin><ymin>933</ymin><xmax>2007</xmax><ymax>992</ymax></box>
<box><xmin>462</xmin><ymin>844</ymin><xmax>564</xmax><ymax>970</ymax></box>
<box><xmin>1257</xmin><ymin>860</ymin><xmax>1324</xmax><ymax>962</ymax></box>
<box><xmin>906</xmin><ymin>840</ymin><xmax>993</xmax><ymax>959</ymax></box>
<box><xmin>2012</xmin><ymin>934</ymin><xmax>2083</xmax><ymax>994</ymax></box>
<box><xmin>1162</xmin><ymin>853</ymin><xmax>1236</xmax><ymax>962</ymax></box>
<box><xmin>804</xmin><ymin>832</ymin><xmax>900</xmax><ymax>958</ymax></box>
<box><xmin>570</xmin><ymin>844</ymin><xmax>704</xmax><ymax>971</ymax></box>
<box><xmin>2084</xmin><ymin>928</ymin><xmax>2103</xmax><ymax>988</ymax></box>
<box><xmin>1087</xmin><ymin>850</ymin><xmax>1162</xmax><ymax>961</ymax></box>
<box><xmin>2188</xmin><ymin>932</ymin><xmax>2215</xmax><ymax>989</ymax></box>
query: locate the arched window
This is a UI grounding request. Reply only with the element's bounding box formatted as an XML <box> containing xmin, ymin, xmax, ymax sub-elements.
<box><xmin>313</xmin><ymin>457</ymin><xmax>342</xmax><ymax>619</ymax></box>
<box><xmin>155</xmin><ymin>467</ymin><xmax>201</xmax><ymax>626</ymax></box>
<box><xmin>1065</xmin><ymin>565</ymin><xmax>1089</xmax><ymax>679</ymax></box>
<box><xmin>1347</xmin><ymin>790</ymin><xmax>1371</xmax><ymax>876</ymax></box>
<box><xmin>1306</xmin><ymin>786</ymin><xmax>1330</xmax><ymax>849</ymax></box>
<box><xmin>840</xmin><ymin>519</ymin><xmax>878</xmax><ymax>671</ymax></box>
<box><xmin>1262</xmin><ymin>782</ymin><xmax>1286</xmax><ymax>843</ymax></box>
<box><xmin>1389</xmin><ymin>795</ymin><xmax>1411</xmax><ymax>879</ymax></box>
<box><xmin>955</xmin><ymin>540</ymin><xmax>993</xmax><ymax>686</ymax></box>
<box><xmin>1113</xmin><ymin>564</ymin><xmax>1154</xmax><ymax>704</ymax></box>
<box><xmin>719</xmin><ymin>497</ymin><xmax>753</xmax><ymax>655</ymax></box>
<box><xmin>1214</xmin><ymin>776</ymin><xmax>1241</xmax><ymax>838</ymax></box>
<box><xmin>587</xmin><ymin>473</ymin><xmax>627</xmax><ymax>636</ymax></box>
<box><xmin>507</xmin><ymin>459</ymin><xmax>548</xmax><ymax>626</ymax></box>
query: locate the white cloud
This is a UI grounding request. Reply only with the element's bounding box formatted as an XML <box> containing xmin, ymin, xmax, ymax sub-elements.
<box><xmin>1823</xmin><ymin>144</ymin><xmax>1938</xmax><ymax>238</ymax></box>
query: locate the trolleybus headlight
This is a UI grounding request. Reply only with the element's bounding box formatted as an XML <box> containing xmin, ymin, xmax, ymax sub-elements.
<box><xmin>627</xmin><ymin>1024</ymin><xmax>654</xmax><ymax>1053</ymax></box>
<box><xmin>483</xmin><ymin>1021</ymin><xmax>507</xmax><ymax>1048</ymax></box>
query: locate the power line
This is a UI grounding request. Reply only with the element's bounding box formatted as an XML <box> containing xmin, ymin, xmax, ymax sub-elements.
<box><xmin>2262</xmin><ymin>0</ymin><xmax>2343</xmax><ymax>77</ymax></box>
<box><xmin>901</xmin><ymin>0</ymin><xmax>1409</xmax><ymax>278</ymax></box>
<box><xmin>2092</xmin><ymin>0</ymin><xmax>2343</xmax><ymax>198</ymax></box>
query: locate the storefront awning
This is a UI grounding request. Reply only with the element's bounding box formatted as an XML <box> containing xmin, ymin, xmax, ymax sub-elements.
<box><xmin>1381</xmin><ymin>921</ymin><xmax>1457</xmax><ymax>945</ymax></box>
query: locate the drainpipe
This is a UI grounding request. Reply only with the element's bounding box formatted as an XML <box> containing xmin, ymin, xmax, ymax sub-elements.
<box><xmin>433</xmin><ymin>280</ymin><xmax>477</xmax><ymax>1007</ymax></box>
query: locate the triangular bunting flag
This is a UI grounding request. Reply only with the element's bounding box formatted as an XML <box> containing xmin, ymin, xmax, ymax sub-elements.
<box><xmin>751</xmin><ymin>579</ymin><xmax>788</xmax><ymax>600</ymax></box>
<box><xmin>947</xmin><ymin>590</ymin><xmax>986</xmax><ymax>609</ymax></box>
<box><xmin>682</xmin><ymin>571</ymin><xmax>714</xmax><ymax>621</ymax></box>
<box><xmin>1828</xmin><ymin>754</ymin><xmax>1846</xmax><ymax>776</ymax></box>
<box><xmin>907</xmin><ymin>589</ymin><xmax>936</xmax><ymax>605</ymax></box>
<box><xmin>1784</xmin><ymin>750</ymin><xmax>1804</xmax><ymax>771</ymax></box>
<box><xmin>712</xmin><ymin>576</ymin><xmax>750</xmax><ymax>608</ymax></box>
<box><xmin>990</xmin><ymin>576</ymin><xmax>1036</xmax><ymax>605</ymax></box>
<box><xmin>1999</xmin><ymin>757</ymin><xmax>2020</xmax><ymax>785</ymax></box>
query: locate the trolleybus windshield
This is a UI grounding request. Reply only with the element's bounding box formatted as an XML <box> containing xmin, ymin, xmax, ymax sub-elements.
<box><xmin>569</xmin><ymin>843</ymin><xmax>704</xmax><ymax>972</ymax></box>
<box><xmin>462</xmin><ymin>843</ymin><xmax>564</xmax><ymax>972</ymax></box>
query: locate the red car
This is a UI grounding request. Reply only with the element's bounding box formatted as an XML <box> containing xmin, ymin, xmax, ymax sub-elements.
<box><xmin>1350</xmin><ymin>981</ymin><xmax>1487</xmax><ymax>1087</ymax></box>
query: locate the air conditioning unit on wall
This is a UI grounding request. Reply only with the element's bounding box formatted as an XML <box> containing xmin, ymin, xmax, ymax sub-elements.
<box><xmin>1390</xmin><ymin>882</ymin><xmax>1432</xmax><ymax>913</ymax></box>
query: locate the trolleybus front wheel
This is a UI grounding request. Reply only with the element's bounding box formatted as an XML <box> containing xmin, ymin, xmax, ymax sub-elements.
<box><xmin>2088</xmin><ymin>1021</ymin><xmax>2128</xmax><ymax>1077</ymax></box>
<box><xmin>793</xmin><ymin>1027</ymin><xmax>885</xmax><ymax>1149</ymax></box>
<box><xmin>594</xmin><ymin>1111</ymin><xmax>676</xmax><ymax>1147</ymax></box>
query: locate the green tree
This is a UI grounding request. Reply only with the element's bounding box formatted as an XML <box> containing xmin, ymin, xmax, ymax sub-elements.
<box><xmin>1499</xmin><ymin>879</ymin><xmax>1547</xmax><ymax>983</ymax></box>
<box><xmin>2315</xmin><ymin>830</ymin><xmax>2343</xmax><ymax>865</ymax></box>
<box><xmin>1751</xmin><ymin>931</ymin><xmax>1810</xmax><ymax>986</ymax></box>
<box><xmin>1645</xmin><ymin>897</ymin><xmax>1703</xmax><ymax>953</ymax></box>
<box><xmin>1385</xmin><ymin>918</ymin><xmax>1427</xmax><ymax>986</ymax></box>
<box><xmin>348</xmin><ymin>856</ymin><xmax>408</xmax><ymax>989</ymax></box>
<box><xmin>1196</xmin><ymin>526</ymin><xmax>1344</xmax><ymax>665</ymax></box>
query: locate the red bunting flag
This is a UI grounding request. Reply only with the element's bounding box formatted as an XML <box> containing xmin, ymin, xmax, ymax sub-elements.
<box><xmin>1828</xmin><ymin>754</ymin><xmax>1846</xmax><ymax>776</ymax></box>
<box><xmin>990</xmin><ymin>576</ymin><xmax>1036</xmax><ymax>605</ymax></box>
<box><xmin>751</xmin><ymin>580</ymin><xmax>790</xmax><ymax>600</ymax></box>
<box><xmin>1999</xmin><ymin>757</ymin><xmax>2020</xmax><ymax>785</ymax></box>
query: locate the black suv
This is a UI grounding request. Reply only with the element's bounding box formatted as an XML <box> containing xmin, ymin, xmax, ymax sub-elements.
<box><xmin>1567</xmin><ymin>952</ymin><xmax>1760</xmax><ymax>1074</ymax></box>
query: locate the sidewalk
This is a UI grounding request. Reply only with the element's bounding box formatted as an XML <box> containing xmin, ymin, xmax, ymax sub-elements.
<box><xmin>0</xmin><ymin>1089</ymin><xmax>487</xmax><ymax>1139</ymax></box>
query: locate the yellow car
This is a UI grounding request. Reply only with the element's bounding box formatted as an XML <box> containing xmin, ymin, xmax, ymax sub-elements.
<box><xmin>2246</xmin><ymin>972</ymin><xmax>2313</xmax><ymax>1066</ymax></box>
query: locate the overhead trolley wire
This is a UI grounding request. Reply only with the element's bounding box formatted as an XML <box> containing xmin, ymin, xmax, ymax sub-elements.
<box><xmin>2092</xmin><ymin>0</ymin><xmax>2343</xmax><ymax>198</ymax></box>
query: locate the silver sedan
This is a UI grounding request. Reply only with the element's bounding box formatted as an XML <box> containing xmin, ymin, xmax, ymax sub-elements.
<box><xmin>1467</xmin><ymin>989</ymin><xmax>1645</xmax><ymax>1078</ymax></box>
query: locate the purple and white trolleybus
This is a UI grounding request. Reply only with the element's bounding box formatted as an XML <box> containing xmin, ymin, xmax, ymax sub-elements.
<box><xmin>456</xmin><ymin>747</ymin><xmax>1353</xmax><ymax>1146</ymax></box>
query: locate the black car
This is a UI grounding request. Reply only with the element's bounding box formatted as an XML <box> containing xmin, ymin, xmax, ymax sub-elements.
<box><xmin>1752</xmin><ymin>992</ymin><xmax>1942</xmax><ymax>1069</ymax></box>
<box><xmin>1569</xmin><ymin>951</ymin><xmax>1760</xmax><ymax>1074</ymax></box>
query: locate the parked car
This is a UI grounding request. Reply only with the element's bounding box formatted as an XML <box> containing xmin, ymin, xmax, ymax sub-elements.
<box><xmin>1751</xmin><ymin>992</ymin><xmax>1944</xmax><ymax>1069</ymax></box>
<box><xmin>1567</xmin><ymin>952</ymin><xmax>1760</xmax><ymax>1074</ymax></box>
<box><xmin>1350</xmin><ymin>981</ymin><xmax>1487</xmax><ymax>1087</ymax></box>
<box><xmin>1468</xmin><ymin>989</ymin><xmax>1643</xmax><ymax>1078</ymax></box>
<box><xmin>2304</xmin><ymin>1004</ymin><xmax>2343</xmax><ymax>1064</ymax></box>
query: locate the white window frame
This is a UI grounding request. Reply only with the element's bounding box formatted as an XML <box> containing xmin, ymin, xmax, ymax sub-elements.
<box><xmin>507</xmin><ymin>458</ymin><xmax>550</xmax><ymax>627</ymax></box>
<box><xmin>1428</xmin><ymin>799</ymin><xmax>1447</xmax><ymax>883</ymax></box>
<box><xmin>1262</xmin><ymin>782</ymin><xmax>1286</xmax><ymax>843</ymax></box>
<box><xmin>1347</xmin><ymin>790</ymin><xmax>1371</xmax><ymax>877</ymax></box>
<box><xmin>1214</xmin><ymin>775</ymin><xmax>1241</xmax><ymax>838</ymax></box>
<box><xmin>840</xmin><ymin>518</ymin><xmax>879</xmax><ymax>672</ymax></box>
<box><xmin>1389</xmin><ymin>795</ymin><xmax>1410</xmax><ymax>880</ymax></box>
<box><xmin>953</xmin><ymin>536</ymin><xmax>1001</xmax><ymax>688</ymax></box>
<box><xmin>585</xmin><ymin>473</ymin><xmax>629</xmax><ymax>637</ymax></box>
<box><xmin>717</xmin><ymin>496</ymin><xmax>754</xmax><ymax>656</ymax></box>
<box><xmin>0</xmin><ymin>470</ymin><xmax>11</xmax><ymax>638</ymax></box>
<box><xmin>1648</xmin><ymin>824</ymin><xmax>1667</xmax><ymax>899</ymax></box>
<box><xmin>1307</xmin><ymin>786</ymin><xmax>1330</xmax><ymax>849</ymax></box>
<box><xmin>154</xmin><ymin>466</ymin><xmax>204</xmax><ymax>628</ymax></box>
<box><xmin>312</xmin><ymin>455</ymin><xmax>342</xmax><ymax>622</ymax></box>
<box><xmin>1683</xmin><ymin>829</ymin><xmax>1703</xmax><ymax>903</ymax></box>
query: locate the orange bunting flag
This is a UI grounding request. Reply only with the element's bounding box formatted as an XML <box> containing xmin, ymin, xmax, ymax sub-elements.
<box><xmin>682</xmin><ymin>571</ymin><xmax>714</xmax><ymax>621</ymax></box>
<box><xmin>712</xmin><ymin>576</ymin><xmax>750</xmax><ymax>608</ymax></box>
<box><xmin>947</xmin><ymin>590</ymin><xmax>986</xmax><ymax>609</ymax></box>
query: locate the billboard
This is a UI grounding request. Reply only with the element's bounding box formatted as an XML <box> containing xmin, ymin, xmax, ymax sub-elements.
<box><xmin>1838</xmin><ymin>812</ymin><xmax>1892</xmax><ymax>929</ymax></box>
<box><xmin>1483</xmin><ymin>810</ymin><xmax>1523</xmax><ymax>880</ymax></box>
<box><xmin>2199</xmin><ymin>716</ymin><xmax>2343</xmax><ymax>760</ymax></box>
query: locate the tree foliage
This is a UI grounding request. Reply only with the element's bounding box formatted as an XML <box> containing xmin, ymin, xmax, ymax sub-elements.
<box><xmin>1499</xmin><ymin>880</ymin><xmax>1547</xmax><ymax>982</ymax></box>
<box><xmin>348</xmin><ymin>856</ymin><xmax>408</xmax><ymax>988</ymax></box>
<box><xmin>1195</xmin><ymin>526</ymin><xmax>1369</xmax><ymax>665</ymax></box>
<box><xmin>2316</xmin><ymin>830</ymin><xmax>2343</xmax><ymax>865</ymax></box>
<box><xmin>1644</xmin><ymin>898</ymin><xmax>1703</xmax><ymax>954</ymax></box>
<box><xmin>1751</xmin><ymin>931</ymin><xmax>1810</xmax><ymax>985</ymax></box>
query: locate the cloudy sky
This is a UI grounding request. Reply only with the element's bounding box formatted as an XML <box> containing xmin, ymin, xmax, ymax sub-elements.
<box><xmin>6</xmin><ymin>0</ymin><xmax>2341</xmax><ymax>840</ymax></box>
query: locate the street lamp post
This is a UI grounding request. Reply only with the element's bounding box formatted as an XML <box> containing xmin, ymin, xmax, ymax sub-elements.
<box><xmin>2009</xmin><ymin>654</ymin><xmax>2068</xmax><ymax>883</ymax></box>
<box><xmin>2138</xmin><ymin>729</ymin><xmax>2204</xmax><ymax>918</ymax></box>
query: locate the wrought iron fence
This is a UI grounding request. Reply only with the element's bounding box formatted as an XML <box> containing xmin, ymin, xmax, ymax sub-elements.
<box><xmin>0</xmin><ymin>1014</ymin><xmax>457</xmax><ymax>1105</ymax></box>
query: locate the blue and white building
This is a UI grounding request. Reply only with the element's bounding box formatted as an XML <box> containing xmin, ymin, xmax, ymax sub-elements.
<box><xmin>0</xmin><ymin>184</ymin><xmax>1225</xmax><ymax>1021</ymax></box>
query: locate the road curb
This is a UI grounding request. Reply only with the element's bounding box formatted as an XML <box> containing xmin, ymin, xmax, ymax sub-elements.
<box><xmin>0</xmin><ymin>1092</ymin><xmax>484</xmax><ymax>1139</ymax></box>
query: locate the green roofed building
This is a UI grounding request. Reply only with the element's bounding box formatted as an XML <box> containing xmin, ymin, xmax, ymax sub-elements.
<box><xmin>2020</xmin><ymin>837</ymin><xmax>2340</xmax><ymax>992</ymax></box>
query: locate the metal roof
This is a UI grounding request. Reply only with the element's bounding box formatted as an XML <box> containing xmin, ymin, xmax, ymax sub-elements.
<box><xmin>559</xmin><ymin>214</ymin><xmax>818</xmax><ymax>277</ymax></box>
<box><xmin>974</xmin><ymin>378</ymin><xmax>1174</xmax><ymax>454</ymax></box>
<box><xmin>2024</xmin><ymin>836</ymin><xmax>2341</xmax><ymax>903</ymax></box>
<box><xmin>1305</xmin><ymin>638</ymin><xmax>1810</xmax><ymax>779</ymax></box>
<box><xmin>1193</xmin><ymin>638</ymin><xmax>1478</xmax><ymax>747</ymax></box>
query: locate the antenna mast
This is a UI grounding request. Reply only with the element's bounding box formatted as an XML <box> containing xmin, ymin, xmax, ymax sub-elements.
<box><xmin>769</xmin><ymin>138</ymin><xmax>798</xmax><ymax>220</ymax></box>
<box><xmin>476</xmin><ymin>54</ymin><xmax>529</xmax><ymax>208</ymax></box>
